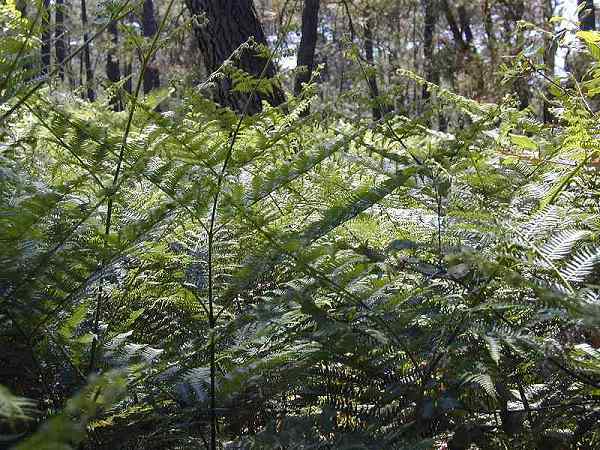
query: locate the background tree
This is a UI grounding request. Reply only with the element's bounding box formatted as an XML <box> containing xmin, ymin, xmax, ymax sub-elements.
<box><xmin>106</xmin><ymin>14</ymin><xmax>121</xmax><ymax>109</ymax></box>
<box><xmin>184</xmin><ymin>0</ymin><xmax>285</xmax><ymax>113</ymax></box>
<box><xmin>294</xmin><ymin>0</ymin><xmax>320</xmax><ymax>115</ymax></box>
<box><xmin>421</xmin><ymin>0</ymin><xmax>437</xmax><ymax>102</ymax></box>
<box><xmin>364</xmin><ymin>16</ymin><xmax>383</xmax><ymax>119</ymax></box>
<box><xmin>3</xmin><ymin>3</ymin><xmax>600</xmax><ymax>446</ymax></box>
<box><xmin>142</xmin><ymin>0</ymin><xmax>160</xmax><ymax>94</ymax></box>
<box><xmin>55</xmin><ymin>0</ymin><xmax>67</xmax><ymax>81</ymax></box>
<box><xmin>578</xmin><ymin>0</ymin><xmax>596</xmax><ymax>31</ymax></box>
<box><xmin>81</xmin><ymin>0</ymin><xmax>95</xmax><ymax>100</ymax></box>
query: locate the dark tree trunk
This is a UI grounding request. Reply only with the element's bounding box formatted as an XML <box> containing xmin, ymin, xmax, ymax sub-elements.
<box><xmin>421</xmin><ymin>0</ymin><xmax>438</xmax><ymax>102</ymax></box>
<box><xmin>106</xmin><ymin>19</ymin><xmax>121</xmax><ymax>110</ymax></box>
<box><xmin>55</xmin><ymin>0</ymin><xmax>66</xmax><ymax>81</ymax></box>
<box><xmin>106</xmin><ymin>23</ymin><xmax>121</xmax><ymax>84</ymax></box>
<box><xmin>142</xmin><ymin>0</ymin><xmax>160</xmax><ymax>94</ymax></box>
<box><xmin>458</xmin><ymin>6</ymin><xmax>473</xmax><ymax>45</ymax></box>
<box><xmin>16</xmin><ymin>0</ymin><xmax>26</xmax><ymax>15</ymax></box>
<box><xmin>364</xmin><ymin>17</ymin><xmax>383</xmax><ymax>120</ymax></box>
<box><xmin>184</xmin><ymin>0</ymin><xmax>285</xmax><ymax>114</ymax></box>
<box><xmin>294</xmin><ymin>0</ymin><xmax>320</xmax><ymax>106</ymax></box>
<box><xmin>81</xmin><ymin>0</ymin><xmax>95</xmax><ymax>101</ymax></box>
<box><xmin>41</xmin><ymin>0</ymin><xmax>51</xmax><ymax>76</ymax></box>
<box><xmin>578</xmin><ymin>0</ymin><xmax>596</xmax><ymax>30</ymax></box>
<box><xmin>441</xmin><ymin>0</ymin><xmax>466</xmax><ymax>51</ymax></box>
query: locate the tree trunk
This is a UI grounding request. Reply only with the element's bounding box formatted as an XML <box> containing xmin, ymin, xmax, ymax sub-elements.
<box><xmin>483</xmin><ymin>0</ymin><xmax>496</xmax><ymax>67</ymax></box>
<box><xmin>458</xmin><ymin>6</ymin><xmax>473</xmax><ymax>45</ymax></box>
<box><xmin>513</xmin><ymin>1</ymin><xmax>529</xmax><ymax>109</ymax></box>
<box><xmin>184</xmin><ymin>0</ymin><xmax>285</xmax><ymax>114</ymax></box>
<box><xmin>294</xmin><ymin>0</ymin><xmax>320</xmax><ymax>108</ymax></box>
<box><xmin>441</xmin><ymin>0</ymin><xmax>466</xmax><ymax>51</ymax></box>
<box><xmin>421</xmin><ymin>0</ymin><xmax>438</xmax><ymax>102</ymax></box>
<box><xmin>81</xmin><ymin>0</ymin><xmax>95</xmax><ymax>101</ymax></box>
<box><xmin>106</xmin><ymin>23</ymin><xmax>121</xmax><ymax>84</ymax></box>
<box><xmin>41</xmin><ymin>0</ymin><xmax>51</xmax><ymax>76</ymax></box>
<box><xmin>142</xmin><ymin>0</ymin><xmax>160</xmax><ymax>94</ymax></box>
<box><xmin>16</xmin><ymin>0</ymin><xmax>26</xmax><ymax>15</ymax></box>
<box><xmin>578</xmin><ymin>0</ymin><xmax>596</xmax><ymax>31</ymax></box>
<box><xmin>364</xmin><ymin>17</ymin><xmax>383</xmax><ymax>120</ymax></box>
<box><xmin>106</xmin><ymin>19</ymin><xmax>121</xmax><ymax>110</ymax></box>
<box><xmin>55</xmin><ymin>0</ymin><xmax>66</xmax><ymax>81</ymax></box>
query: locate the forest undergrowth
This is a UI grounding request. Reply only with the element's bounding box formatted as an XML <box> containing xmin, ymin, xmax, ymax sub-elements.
<box><xmin>1</xmin><ymin>1</ymin><xmax>599</xmax><ymax>449</ymax></box>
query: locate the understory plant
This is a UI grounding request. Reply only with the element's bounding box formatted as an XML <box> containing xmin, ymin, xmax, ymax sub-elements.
<box><xmin>1</xmin><ymin>2</ymin><xmax>599</xmax><ymax>449</ymax></box>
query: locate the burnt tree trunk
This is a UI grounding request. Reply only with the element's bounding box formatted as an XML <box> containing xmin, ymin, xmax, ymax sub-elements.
<box><xmin>55</xmin><ymin>0</ymin><xmax>66</xmax><ymax>80</ymax></box>
<box><xmin>142</xmin><ymin>0</ymin><xmax>160</xmax><ymax>94</ymax></box>
<box><xmin>41</xmin><ymin>0</ymin><xmax>51</xmax><ymax>76</ymax></box>
<box><xmin>364</xmin><ymin>17</ymin><xmax>383</xmax><ymax>120</ymax></box>
<box><xmin>578</xmin><ymin>0</ymin><xmax>596</xmax><ymax>30</ymax></box>
<box><xmin>294</xmin><ymin>0</ymin><xmax>320</xmax><ymax>109</ymax></box>
<box><xmin>184</xmin><ymin>0</ymin><xmax>285</xmax><ymax>114</ymax></box>
<box><xmin>81</xmin><ymin>0</ymin><xmax>95</xmax><ymax>101</ymax></box>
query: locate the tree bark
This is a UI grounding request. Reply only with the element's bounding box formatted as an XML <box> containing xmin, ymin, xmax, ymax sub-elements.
<box><xmin>106</xmin><ymin>19</ymin><xmax>121</xmax><ymax>110</ymax></box>
<box><xmin>364</xmin><ymin>17</ymin><xmax>383</xmax><ymax>120</ymax></box>
<box><xmin>294</xmin><ymin>0</ymin><xmax>320</xmax><ymax>106</ymax></box>
<box><xmin>421</xmin><ymin>0</ymin><xmax>438</xmax><ymax>102</ymax></box>
<box><xmin>441</xmin><ymin>0</ymin><xmax>466</xmax><ymax>51</ymax></box>
<box><xmin>81</xmin><ymin>0</ymin><xmax>95</xmax><ymax>101</ymax></box>
<box><xmin>483</xmin><ymin>0</ymin><xmax>497</xmax><ymax>67</ymax></box>
<box><xmin>41</xmin><ymin>0</ymin><xmax>51</xmax><ymax>76</ymax></box>
<box><xmin>184</xmin><ymin>0</ymin><xmax>285</xmax><ymax>114</ymax></box>
<box><xmin>142</xmin><ymin>0</ymin><xmax>160</xmax><ymax>94</ymax></box>
<box><xmin>458</xmin><ymin>6</ymin><xmax>473</xmax><ymax>45</ymax></box>
<box><xmin>578</xmin><ymin>0</ymin><xmax>596</xmax><ymax>31</ymax></box>
<box><xmin>16</xmin><ymin>0</ymin><xmax>26</xmax><ymax>15</ymax></box>
<box><xmin>55</xmin><ymin>0</ymin><xmax>66</xmax><ymax>81</ymax></box>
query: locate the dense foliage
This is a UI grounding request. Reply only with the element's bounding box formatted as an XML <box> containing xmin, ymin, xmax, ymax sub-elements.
<box><xmin>1</xmin><ymin>1</ymin><xmax>599</xmax><ymax>449</ymax></box>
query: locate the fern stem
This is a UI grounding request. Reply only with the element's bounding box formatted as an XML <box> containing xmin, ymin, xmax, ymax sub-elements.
<box><xmin>88</xmin><ymin>0</ymin><xmax>177</xmax><ymax>376</ymax></box>
<box><xmin>202</xmin><ymin>4</ymin><xmax>299</xmax><ymax>447</ymax></box>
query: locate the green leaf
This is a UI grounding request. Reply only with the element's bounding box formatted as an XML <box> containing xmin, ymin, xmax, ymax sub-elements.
<box><xmin>577</xmin><ymin>31</ymin><xmax>600</xmax><ymax>61</ymax></box>
<box><xmin>510</xmin><ymin>133</ymin><xmax>537</xmax><ymax>151</ymax></box>
<box><xmin>484</xmin><ymin>335</ymin><xmax>501</xmax><ymax>364</ymax></box>
<box><xmin>59</xmin><ymin>302</ymin><xmax>89</xmax><ymax>340</ymax></box>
